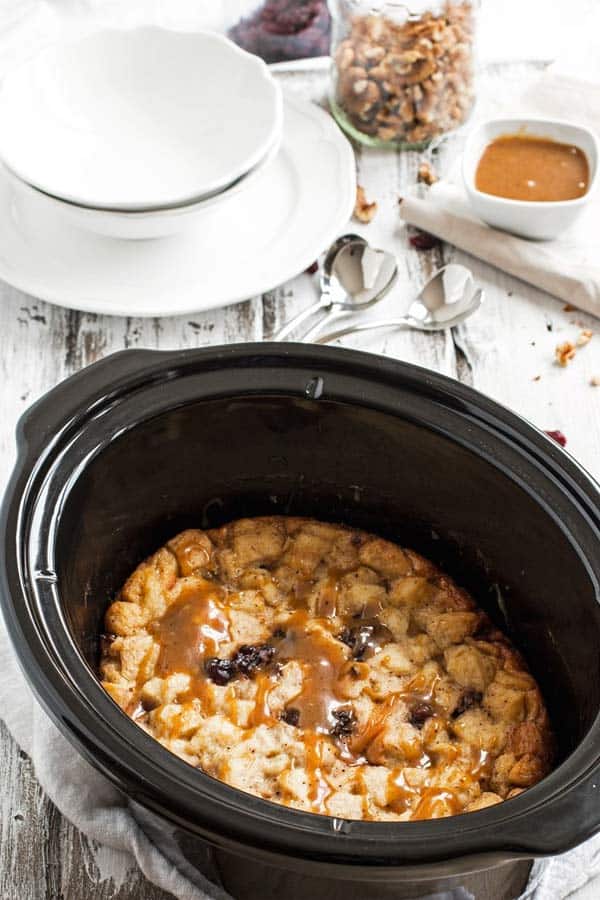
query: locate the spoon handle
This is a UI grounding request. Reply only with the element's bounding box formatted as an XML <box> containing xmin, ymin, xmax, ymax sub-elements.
<box><xmin>272</xmin><ymin>297</ymin><xmax>329</xmax><ymax>341</ymax></box>
<box><xmin>301</xmin><ymin>307</ymin><xmax>343</xmax><ymax>342</ymax></box>
<box><xmin>315</xmin><ymin>318</ymin><xmax>411</xmax><ymax>344</ymax></box>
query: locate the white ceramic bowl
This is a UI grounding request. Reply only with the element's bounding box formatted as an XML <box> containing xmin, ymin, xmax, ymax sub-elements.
<box><xmin>0</xmin><ymin>27</ymin><xmax>282</xmax><ymax>211</ymax></box>
<box><xmin>463</xmin><ymin>117</ymin><xmax>599</xmax><ymax>240</ymax></box>
<box><xmin>5</xmin><ymin>133</ymin><xmax>281</xmax><ymax>241</ymax></box>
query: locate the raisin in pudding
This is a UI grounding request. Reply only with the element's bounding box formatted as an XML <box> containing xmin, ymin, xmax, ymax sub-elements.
<box><xmin>100</xmin><ymin>517</ymin><xmax>554</xmax><ymax>820</ymax></box>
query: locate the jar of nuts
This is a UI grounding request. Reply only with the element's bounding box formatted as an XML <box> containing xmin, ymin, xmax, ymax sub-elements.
<box><xmin>329</xmin><ymin>0</ymin><xmax>478</xmax><ymax>148</ymax></box>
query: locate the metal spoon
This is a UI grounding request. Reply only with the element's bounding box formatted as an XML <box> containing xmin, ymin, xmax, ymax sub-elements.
<box><xmin>315</xmin><ymin>264</ymin><xmax>483</xmax><ymax>344</ymax></box>
<box><xmin>273</xmin><ymin>234</ymin><xmax>397</xmax><ymax>341</ymax></box>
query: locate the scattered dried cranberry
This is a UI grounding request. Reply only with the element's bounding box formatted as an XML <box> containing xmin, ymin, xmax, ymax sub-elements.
<box><xmin>331</xmin><ymin>707</ymin><xmax>356</xmax><ymax>738</ymax></box>
<box><xmin>409</xmin><ymin>701</ymin><xmax>434</xmax><ymax>729</ymax></box>
<box><xmin>544</xmin><ymin>430</ymin><xmax>567</xmax><ymax>447</ymax></box>
<box><xmin>281</xmin><ymin>707</ymin><xmax>300</xmax><ymax>727</ymax></box>
<box><xmin>409</xmin><ymin>229</ymin><xmax>441</xmax><ymax>251</ymax></box>
<box><xmin>451</xmin><ymin>690</ymin><xmax>483</xmax><ymax>719</ymax></box>
<box><xmin>305</xmin><ymin>261</ymin><xmax>319</xmax><ymax>275</ymax></box>
<box><xmin>205</xmin><ymin>657</ymin><xmax>236</xmax><ymax>686</ymax></box>
<box><xmin>233</xmin><ymin>643</ymin><xmax>276</xmax><ymax>677</ymax></box>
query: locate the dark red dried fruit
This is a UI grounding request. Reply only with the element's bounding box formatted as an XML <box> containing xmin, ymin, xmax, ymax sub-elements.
<box><xmin>544</xmin><ymin>430</ymin><xmax>567</xmax><ymax>447</ymax></box>
<box><xmin>452</xmin><ymin>690</ymin><xmax>483</xmax><ymax>719</ymax></box>
<box><xmin>228</xmin><ymin>0</ymin><xmax>331</xmax><ymax>65</ymax></box>
<box><xmin>233</xmin><ymin>643</ymin><xmax>276</xmax><ymax>677</ymax></box>
<box><xmin>281</xmin><ymin>707</ymin><xmax>300</xmax><ymax>726</ymax></box>
<box><xmin>205</xmin><ymin>657</ymin><xmax>236</xmax><ymax>686</ymax></box>
<box><xmin>331</xmin><ymin>707</ymin><xmax>356</xmax><ymax>738</ymax></box>
<box><xmin>409</xmin><ymin>229</ymin><xmax>441</xmax><ymax>251</ymax></box>
<box><xmin>409</xmin><ymin>701</ymin><xmax>434</xmax><ymax>728</ymax></box>
<box><xmin>338</xmin><ymin>623</ymin><xmax>390</xmax><ymax>660</ymax></box>
<box><xmin>305</xmin><ymin>260</ymin><xmax>319</xmax><ymax>275</ymax></box>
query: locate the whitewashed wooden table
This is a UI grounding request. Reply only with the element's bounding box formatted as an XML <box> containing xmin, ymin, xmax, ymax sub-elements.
<box><xmin>2</xmin><ymin>61</ymin><xmax>600</xmax><ymax>900</ymax></box>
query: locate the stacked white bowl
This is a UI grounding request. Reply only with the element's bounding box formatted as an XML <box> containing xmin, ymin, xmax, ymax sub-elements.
<box><xmin>0</xmin><ymin>27</ymin><xmax>283</xmax><ymax>239</ymax></box>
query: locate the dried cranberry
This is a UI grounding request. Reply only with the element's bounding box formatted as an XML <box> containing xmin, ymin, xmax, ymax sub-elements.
<box><xmin>338</xmin><ymin>627</ymin><xmax>354</xmax><ymax>648</ymax></box>
<box><xmin>452</xmin><ymin>690</ymin><xmax>483</xmax><ymax>719</ymax></box>
<box><xmin>281</xmin><ymin>707</ymin><xmax>300</xmax><ymax>727</ymax></box>
<box><xmin>228</xmin><ymin>0</ymin><xmax>331</xmax><ymax>64</ymax></box>
<box><xmin>233</xmin><ymin>643</ymin><xmax>276</xmax><ymax>677</ymax></box>
<box><xmin>305</xmin><ymin>260</ymin><xmax>319</xmax><ymax>275</ymax></box>
<box><xmin>205</xmin><ymin>657</ymin><xmax>236</xmax><ymax>686</ymax></box>
<box><xmin>409</xmin><ymin>701</ymin><xmax>434</xmax><ymax>729</ymax></box>
<box><xmin>409</xmin><ymin>229</ymin><xmax>441</xmax><ymax>251</ymax></box>
<box><xmin>330</xmin><ymin>707</ymin><xmax>356</xmax><ymax>738</ymax></box>
<box><xmin>544</xmin><ymin>430</ymin><xmax>567</xmax><ymax>447</ymax></box>
<box><xmin>338</xmin><ymin>624</ymin><xmax>387</xmax><ymax>660</ymax></box>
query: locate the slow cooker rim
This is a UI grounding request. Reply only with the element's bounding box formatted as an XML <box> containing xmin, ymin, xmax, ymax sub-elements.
<box><xmin>3</xmin><ymin>343</ymin><xmax>600</xmax><ymax>866</ymax></box>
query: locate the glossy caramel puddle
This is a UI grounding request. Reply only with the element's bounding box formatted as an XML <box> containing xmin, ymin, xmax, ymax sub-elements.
<box><xmin>151</xmin><ymin>581</ymin><xmax>230</xmax><ymax>673</ymax></box>
<box><xmin>475</xmin><ymin>133</ymin><xmax>589</xmax><ymax>202</ymax></box>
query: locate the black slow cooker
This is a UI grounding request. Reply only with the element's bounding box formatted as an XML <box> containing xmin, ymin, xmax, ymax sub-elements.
<box><xmin>2</xmin><ymin>344</ymin><xmax>600</xmax><ymax>900</ymax></box>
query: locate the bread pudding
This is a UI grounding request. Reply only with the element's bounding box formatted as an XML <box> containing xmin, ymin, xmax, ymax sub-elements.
<box><xmin>100</xmin><ymin>517</ymin><xmax>554</xmax><ymax>821</ymax></box>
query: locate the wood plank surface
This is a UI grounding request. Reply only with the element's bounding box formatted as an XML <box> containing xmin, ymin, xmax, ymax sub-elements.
<box><xmin>2</xmin><ymin>60</ymin><xmax>600</xmax><ymax>900</ymax></box>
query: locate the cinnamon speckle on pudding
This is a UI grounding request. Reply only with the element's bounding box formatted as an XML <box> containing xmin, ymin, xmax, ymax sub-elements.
<box><xmin>100</xmin><ymin>517</ymin><xmax>554</xmax><ymax>821</ymax></box>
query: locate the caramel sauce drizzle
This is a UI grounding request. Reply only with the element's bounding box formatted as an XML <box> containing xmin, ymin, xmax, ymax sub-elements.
<box><xmin>142</xmin><ymin>538</ymin><xmax>493</xmax><ymax>819</ymax></box>
<box><xmin>149</xmin><ymin>579</ymin><xmax>230</xmax><ymax>712</ymax></box>
<box><xmin>276</xmin><ymin>610</ymin><xmax>350</xmax><ymax>733</ymax></box>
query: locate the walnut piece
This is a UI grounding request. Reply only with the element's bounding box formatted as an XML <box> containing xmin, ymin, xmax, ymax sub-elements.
<box><xmin>577</xmin><ymin>329</ymin><xmax>593</xmax><ymax>347</ymax></box>
<box><xmin>555</xmin><ymin>342</ymin><xmax>576</xmax><ymax>367</ymax></box>
<box><xmin>353</xmin><ymin>185</ymin><xmax>378</xmax><ymax>223</ymax></box>
<box><xmin>417</xmin><ymin>161</ymin><xmax>439</xmax><ymax>185</ymax></box>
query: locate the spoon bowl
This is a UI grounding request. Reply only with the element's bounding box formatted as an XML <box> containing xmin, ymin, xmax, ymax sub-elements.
<box><xmin>315</xmin><ymin>264</ymin><xmax>483</xmax><ymax>344</ymax></box>
<box><xmin>273</xmin><ymin>234</ymin><xmax>398</xmax><ymax>341</ymax></box>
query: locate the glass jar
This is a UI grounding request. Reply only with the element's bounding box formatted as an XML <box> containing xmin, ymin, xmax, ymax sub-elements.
<box><xmin>228</xmin><ymin>0</ymin><xmax>332</xmax><ymax>64</ymax></box>
<box><xmin>328</xmin><ymin>0</ymin><xmax>478</xmax><ymax>148</ymax></box>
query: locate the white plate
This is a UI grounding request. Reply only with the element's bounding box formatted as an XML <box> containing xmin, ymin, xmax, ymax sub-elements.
<box><xmin>0</xmin><ymin>28</ymin><xmax>282</xmax><ymax>211</ymax></box>
<box><xmin>0</xmin><ymin>93</ymin><xmax>356</xmax><ymax>317</ymax></box>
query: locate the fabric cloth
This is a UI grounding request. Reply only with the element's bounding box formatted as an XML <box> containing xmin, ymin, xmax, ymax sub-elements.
<box><xmin>400</xmin><ymin>71</ymin><xmax>600</xmax><ymax>318</ymax></box>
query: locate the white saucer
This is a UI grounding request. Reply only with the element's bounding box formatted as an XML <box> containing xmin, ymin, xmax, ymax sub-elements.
<box><xmin>0</xmin><ymin>93</ymin><xmax>355</xmax><ymax>317</ymax></box>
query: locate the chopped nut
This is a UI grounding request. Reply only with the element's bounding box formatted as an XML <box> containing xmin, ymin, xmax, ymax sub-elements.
<box><xmin>591</xmin><ymin>375</ymin><xmax>600</xmax><ymax>387</ymax></box>
<box><xmin>563</xmin><ymin>303</ymin><xmax>576</xmax><ymax>312</ymax></box>
<box><xmin>353</xmin><ymin>185</ymin><xmax>378</xmax><ymax>223</ymax></box>
<box><xmin>577</xmin><ymin>329</ymin><xmax>593</xmax><ymax>347</ymax></box>
<box><xmin>417</xmin><ymin>161</ymin><xmax>439</xmax><ymax>185</ymax></box>
<box><xmin>532</xmin><ymin>375</ymin><xmax>541</xmax><ymax>382</ymax></box>
<box><xmin>555</xmin><ymin>342</ymin><xmax>576</xmax><ymax>367</ymax></box>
